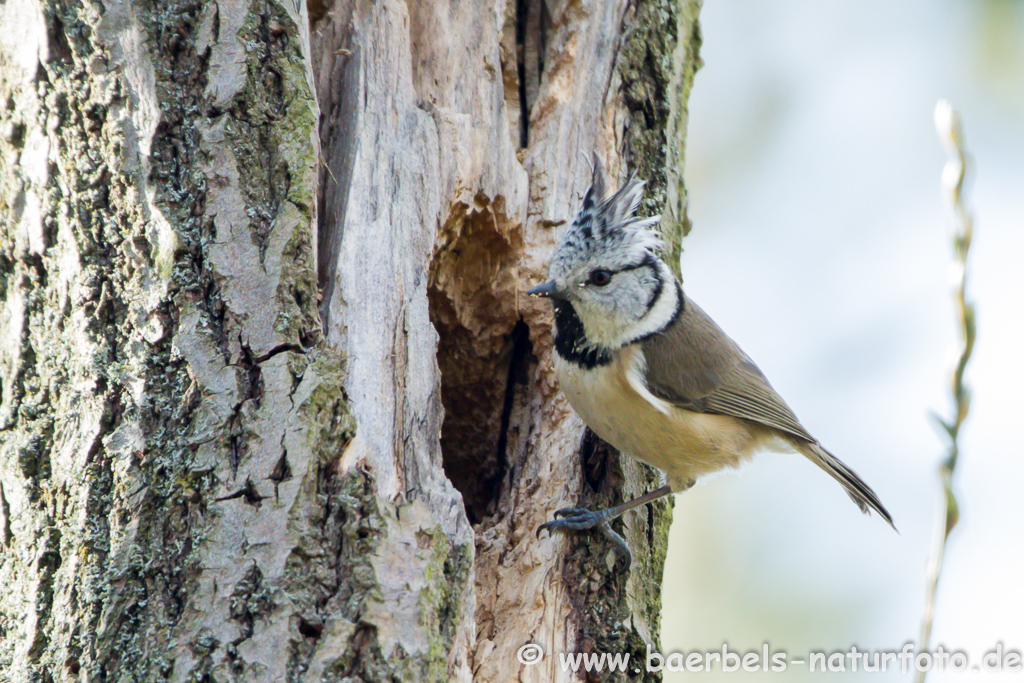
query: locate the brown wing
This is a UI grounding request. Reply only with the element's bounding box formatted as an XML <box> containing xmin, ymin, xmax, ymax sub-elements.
<box><xmin>640</xmin><ymin>294</ymin><xmax>815</xmax><ymax>443</ymax></box>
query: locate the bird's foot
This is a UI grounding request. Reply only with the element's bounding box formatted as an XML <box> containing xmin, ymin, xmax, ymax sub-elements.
<box><xmin>537</xmin><ymin>507</ymin><xmax>608</xmax><ymax>532</ymax></box>
<box><xmin>537</xmin><ymin>507</ymin><xmax>633</xmax><ymax>568</ymax></box>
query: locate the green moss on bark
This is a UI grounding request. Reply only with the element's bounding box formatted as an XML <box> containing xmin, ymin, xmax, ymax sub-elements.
<box><xmin>0</xmin><ymin>0</ymin><xmax>333</xmax><ymax>679</ymax></box>
<box><xmin>620</xmin><ymin>0</ymin><xmax>703</xmax><ymax>278</ymax></box>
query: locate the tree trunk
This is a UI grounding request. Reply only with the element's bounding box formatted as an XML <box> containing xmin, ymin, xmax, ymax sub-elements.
<box><xmin>0</xmin><ymin>0</ymin><xmax>702</xmax><ymax>680</ymax></box>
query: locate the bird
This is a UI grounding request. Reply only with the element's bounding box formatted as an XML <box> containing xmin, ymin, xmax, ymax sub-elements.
<box><xmin>528</xmin><ymin>155</ymin><xmax>894</xmax><ymax>565</ymax></box>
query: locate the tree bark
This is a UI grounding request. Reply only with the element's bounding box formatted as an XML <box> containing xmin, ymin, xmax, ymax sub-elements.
<box><xmin>0</xmin><ymin>0</ymin><xmax>702</xmax><ymax>680</ymax></box>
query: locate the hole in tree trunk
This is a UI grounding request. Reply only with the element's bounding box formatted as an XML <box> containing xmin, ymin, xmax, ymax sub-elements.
<box><xmin>428</xmin><ymin>196</ymin><xmax>531</xmax><ymax>524</ymax></box>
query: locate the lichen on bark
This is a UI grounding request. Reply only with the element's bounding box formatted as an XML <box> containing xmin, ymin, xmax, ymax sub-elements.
<box><xmin>0</xmin><ymin>0</ymin><xmax>351</xmax><ymax>679</ymax></box>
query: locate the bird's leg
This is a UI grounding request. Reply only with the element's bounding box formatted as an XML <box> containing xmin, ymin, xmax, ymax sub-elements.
<box><xmin>537</xmin><ymin>484</ymin><xmax>674</xmax><ymax>567</ymax></box>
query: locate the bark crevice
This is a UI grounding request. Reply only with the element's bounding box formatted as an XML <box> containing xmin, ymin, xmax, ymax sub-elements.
<box><xmin>510</xmin><ymin>0</ymin><xmax>549</xmax><ymax>149</ymax></box>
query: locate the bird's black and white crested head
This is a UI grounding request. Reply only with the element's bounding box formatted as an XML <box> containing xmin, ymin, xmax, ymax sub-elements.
<box><xmin>529</xmin><ymin>156</ymin><xmax>683</xmax><ymax>368</ymax></box>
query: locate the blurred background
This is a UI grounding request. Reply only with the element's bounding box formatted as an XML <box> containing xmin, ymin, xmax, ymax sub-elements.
<box><xmin>660</xmin><ymin>0</ymin><xmax>1024</xmax><ymax>680</ymax></box>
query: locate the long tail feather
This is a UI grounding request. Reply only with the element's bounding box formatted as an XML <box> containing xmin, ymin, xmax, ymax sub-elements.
<box><xmin>798</xmin><ymin>442</ymin><xmax>896</xmax><ymax>530</ymax></box>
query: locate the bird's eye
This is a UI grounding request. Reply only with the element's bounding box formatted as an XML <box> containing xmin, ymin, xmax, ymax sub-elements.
<box><xmin>589</xmin><ymin>269</ymin><xmax>612</xmax><ymax>286</ymax></box>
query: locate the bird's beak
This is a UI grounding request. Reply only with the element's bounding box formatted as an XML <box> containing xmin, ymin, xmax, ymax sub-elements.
<box><xmin>527</xmin><ymin>280</ymin><xmax>560</xmax><ymax>298</ymax></box>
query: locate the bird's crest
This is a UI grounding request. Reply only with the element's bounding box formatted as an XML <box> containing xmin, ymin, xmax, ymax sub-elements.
<box><xmin>564</xmin><ymin>154</ymin><xmax>663</xmax><ymax>257</ymax></box>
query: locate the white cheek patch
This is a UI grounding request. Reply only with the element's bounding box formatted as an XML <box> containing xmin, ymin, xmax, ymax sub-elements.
<box><xmin>611</xmin><ymin>262</ymin><xmax>679</xmax><ymax>347</ymax></box>
<box><xmin>570</xmin><ymin>259</ymin><xmax>680</xmax><ymax>350</ymax></box>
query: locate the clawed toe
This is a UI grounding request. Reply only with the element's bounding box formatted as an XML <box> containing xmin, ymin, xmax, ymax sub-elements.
<box><xmin>553</xmin><ymin>507</ymin><xmax>599</xmax><ymax>522</ymax></box>
<box><xmin>597</xmin><ymin>524</ymin><xmax>632</xmax><ymax>569</ymax></box>
<box><xmin>536</xmin><ymin>507</ymin><xmax>607</xmax><ymax>536</ymax></box>
<box><xmin>536</xmin><ymin>507</ymin><xmax>633</xmax><ymax>567</ymax></box>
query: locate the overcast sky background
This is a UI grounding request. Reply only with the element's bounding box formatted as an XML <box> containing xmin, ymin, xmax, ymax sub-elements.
<box><xmin>660</xmin><ymin>1</ymin><xmax>1023</xmax><ymax>680</ymax></box>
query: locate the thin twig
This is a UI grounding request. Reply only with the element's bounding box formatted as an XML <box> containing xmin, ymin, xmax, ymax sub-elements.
<box><xmin>916</xmin><ymin>100</ymin><xmax>976</xmax><ymax>683</ymax></box>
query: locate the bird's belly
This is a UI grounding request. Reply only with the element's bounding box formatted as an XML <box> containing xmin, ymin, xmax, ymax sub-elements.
<box><xmin>554</xmin><ymin>352</ymin><xmax>766</xmax><ymax>491</ymax></box>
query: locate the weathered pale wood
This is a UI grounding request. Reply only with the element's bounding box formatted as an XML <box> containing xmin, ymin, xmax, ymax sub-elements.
<box><xmin>313</xmin><ymin>0</ymin><xmax>702</xmax><ymax>681</ymax></box>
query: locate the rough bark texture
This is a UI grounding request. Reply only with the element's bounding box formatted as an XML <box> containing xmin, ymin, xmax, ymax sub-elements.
<box><xmin>0</xmin><ymin>0</ymin><xmax>348</xmax><ymax>679</ymax></box>
<box><xmin>1</xmin><ymin>0</ymin><xmax>701</xmax><ymax>680</ymax></box>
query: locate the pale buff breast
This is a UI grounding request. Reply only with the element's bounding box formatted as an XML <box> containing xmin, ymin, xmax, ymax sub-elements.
<box><xmin>553</xmin><ymin>345</ymin><xmax>775</xmax><ymax>492</ymax></box>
